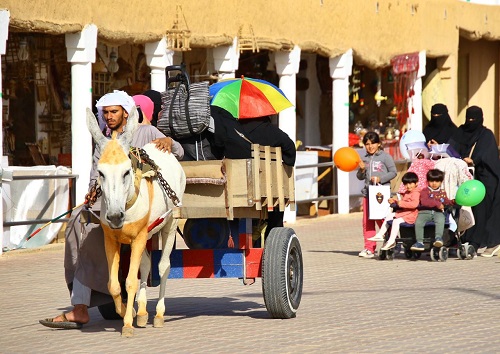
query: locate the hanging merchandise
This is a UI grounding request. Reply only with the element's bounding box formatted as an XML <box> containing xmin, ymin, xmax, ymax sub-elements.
<box><xmin>390</xmin><ymin>52</ymin><xmax>419</xmax><ymax>127</ymax></box>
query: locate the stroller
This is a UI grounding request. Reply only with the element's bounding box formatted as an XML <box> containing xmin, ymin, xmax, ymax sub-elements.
<box><xmin>377</xmin><ymin>149</ymin><xmax>475</xmax><ymax>261</ymax></box>
<box><xmin>378</xmin><ymin>205</ymin><xmax>476</xmax><ymax>261</ymax></box>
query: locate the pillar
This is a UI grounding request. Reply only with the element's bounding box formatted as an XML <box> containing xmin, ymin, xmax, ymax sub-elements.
<box><xmin>303</xmin><ymin>53</ymin><xmax>321</xmax><ymax>145</ymax></box>
<box><xmin>409</xmin><ymin>50</ymin><xmax>426</xmax><ymax>131</ymax></box>
<box><xmin>329</xmin><ymin>49</ymin><xmax>353</xmax><ymax>214</ymax></box>
<box><xmin>145</xmin><ymin>38</ymin><xmax>174</xmax><ymax>93</ymax></box>
<box><xmin>437</xmin><ymin>55</ymin><xmax>457</xmax><ymax>124</ymax></box>
<box><xmin>65</xmin><ymin>24</ymin><xmax>97</xmax><ymax>204</ymax></box>
<box><xmin>0</xmin><ymin>10</ymin><xmax>9</xmax><ymax>255</ymax></box>
<box><xmin>212</xmin><ymin>37</ymin><xmax>239</xmax><ymax>80</ymax></box>
<box><xmin>275</xmin><ymin>46</ymin><xmax>301</xmax><ymax>223</ymax></box>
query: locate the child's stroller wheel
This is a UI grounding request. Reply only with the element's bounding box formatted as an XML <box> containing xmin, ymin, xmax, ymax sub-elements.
<box><xmin>413</xmin><ymin>251</ymin><xmax>422</xmax><ymax>260</ymax></box>
<box><xmin>404</xmin><ymin>248</ymin><xmax>413</xmax><ymax>259</ymax></box>
<box><xmin>378</xmin><ymin>249</ymin><xmax>387</xmax><ymax>260</ymax></box>
<box><xmin>438</xmin><ymin>247</ymin><xmax>448</xmax><ymax>262</ymax></box>
<box><xmin>457</xmin><ymin>247</ymin><xmax>466</xmax><ymax>260</ymax></box>
<box><xmin>386</xmin><ymin>249</ymin><xmax>395</xmax><ymax>260</ymax></box>
<box><xmin>465</xmin><ymin>245</ymin><xmax>476</xmax><ymax>260</ymax></box>
<box><xmin>430</xmin><ymin>248</ymin><xmax>438</xmax><ymax>262</ymax></box>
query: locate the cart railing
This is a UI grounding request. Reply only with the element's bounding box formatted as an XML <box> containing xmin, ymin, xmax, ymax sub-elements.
<box><xmin>173</xmin><ymin>144</ymin><xmax>294</xmax><ymax>220</ymax></box>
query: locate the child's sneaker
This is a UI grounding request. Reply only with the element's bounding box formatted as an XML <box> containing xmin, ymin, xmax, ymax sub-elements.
<box><xmin>433</xmin><ymin>237</ymin><xmax>444</xmax><ymax>248</ymax></box>
<box><xmin>358</xmin><ymin>249</ymin><xmax>375</xmax><ymax>258</ymax></box>
<box><xmin>381</xmin><ymin>240</ymin><xmax>396</xmax><ymax>250</ymax></box>
<box><xmin>367</xmin><ymin>234</ymin><xmax>385</xmax><ymax>242</ymax></box>
<box><xmin>410</xmin><ymin>242</ymin><xmax>425</xmax><ymax>251</ymax></box>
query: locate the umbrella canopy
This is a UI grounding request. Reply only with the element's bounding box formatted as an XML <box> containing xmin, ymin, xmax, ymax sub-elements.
<box><xmin>209</xmin><ymin>77</ymin><xmax>293</xmax><ymax>119</ymax></box>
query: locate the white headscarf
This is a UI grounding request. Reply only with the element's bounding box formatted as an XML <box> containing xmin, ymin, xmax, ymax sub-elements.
<box><xmin>95</xmin><ymin>90</ymin><xmax>135</xmax><ymax>130</ymax></box>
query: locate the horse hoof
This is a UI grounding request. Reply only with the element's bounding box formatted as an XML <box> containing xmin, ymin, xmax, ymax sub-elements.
<box><xmin>121</xmin><ymin>326</ymin><xmax>134</xmax><ymax>337</ymax></box>
<box><xmin>153</xmin><ymin>316</ymin><xmax>164</xmax><ymax>328</ymax></box>
<box><xmin>136</xmin><ymin>314</ymin><xmax>148</xmax><ymax>328</ymax></box>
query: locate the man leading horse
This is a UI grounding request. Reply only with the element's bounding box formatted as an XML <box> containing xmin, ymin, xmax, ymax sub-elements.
<box><xmin>40</xmin><ymin>90</ymin><xmax>184</xmax><ymax>329</ymax></box>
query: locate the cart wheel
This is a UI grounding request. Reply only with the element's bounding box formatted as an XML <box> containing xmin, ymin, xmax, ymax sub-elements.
<box><xmin>182</xmin><ymin>218</ymin><xmax>229</xmax><ymax>249</ymax></box>
<box><xmin>465</xmin><ymin>245</ymin><xmax>477</xmax><ymax>260</ymax></box>
<box><xmin>413</xmin><ymin>251</ymin><xmax>422</xmax><ymax>260</ymax></box>
<box><xmin>430</xmin><ymin>248</ymin><xmax>438</xmax><ymax>262</ymax></box>
<box><xmin>439</xmin><ymin>247</ymin><xmax>448</xmax><ymax>262</ymax></box>
<box><xmin>98</xmin><ymin>302</ymin><xmax>122</xmax><ymax>320</ymax></box>
<box><xmin>262</xmin><ymin>227</ymin><xmax>303</xmax><ymax>319</ymax></box>
<box><xmin>404</xmin><ymin>248</ymin><xmax>413</xmax><ymax>259</ymax></box>
<box><xmin>378</xmin><ymin>249</ymin><xmax>387</xmax><ymax>260</ymax></box>
<box><xmin>386</xmin><ymin>249</ymin><xmax>394</xmax><ymax>261</ymax></box>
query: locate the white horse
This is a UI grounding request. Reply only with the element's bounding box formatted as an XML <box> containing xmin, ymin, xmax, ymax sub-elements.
<box><xmin>86</xmin><ymin>107</ymin><xmax>186</xmax><ymax>337</ymax></box>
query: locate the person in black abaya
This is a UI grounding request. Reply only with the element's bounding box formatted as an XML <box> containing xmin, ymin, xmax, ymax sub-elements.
<box><xmin>448</xmin><ymin>106</ymin><xmax>500</xmax><ymax>256</ymax></box>
<box><xmin>210</xmin><ymin>106</ymin><xmax>296</xmax><ymax>243</ymax></box>
<box><xmin>423</xmin><ymin>103</ymin><xmax>458</xmax><ymax>145</ymax></box>
<box><xmin>210</xmin><ymin>106</ymin><xmax>296</xmax><ymax>165</ymax></box>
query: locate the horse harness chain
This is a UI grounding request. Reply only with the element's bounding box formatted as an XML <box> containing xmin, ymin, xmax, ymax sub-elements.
<box><xmin>132</xmin><ymin>146</ymin><xmax>181</xmax><ymax>207</ymax></box>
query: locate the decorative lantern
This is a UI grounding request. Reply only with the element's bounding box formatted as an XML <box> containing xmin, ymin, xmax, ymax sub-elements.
<box><xmin>166</xmin><ymin>5</ymin><xmax>191</xmax><ymax>51</ymax></box>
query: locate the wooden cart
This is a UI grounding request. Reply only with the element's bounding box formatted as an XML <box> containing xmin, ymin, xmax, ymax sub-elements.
<box><xmin>155</xmin><ymin>144</ymin><xmax>303</xmax><ymax>319</ymax></box>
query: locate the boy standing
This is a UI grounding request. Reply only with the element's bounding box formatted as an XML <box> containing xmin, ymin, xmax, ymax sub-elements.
<box><xmin>411</xmin><ymin>169</ymin><xmax>453</xmax><ymax>251</ymax></box>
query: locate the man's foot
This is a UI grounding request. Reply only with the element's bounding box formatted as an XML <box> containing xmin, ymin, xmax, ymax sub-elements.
<box><xmin>410</xmin><ymin>242</ymin><xmax>425</xmax><ymax>252</ymax></box>
<box><xmin>367</xmin><ymin>234</ymin><xmax>385</xmax><ymax>242</ymax></box>
<box><xmin>481</xmin><ymin>244</ymin><xmax>500</xmax><ymax>257</ymax></box>
<box><xmin>39</xmin><ymin>304</ymin><xmax>89</xmax><ymax>329</ymax></box>
<box><xmin>433</xmin><ymin>237</ymin><xmax>444</xmax><ymax>248</ymax></box>
<box><xmin>358</xmin><ymin>249</ymin><xmax>375</xmax><ymax>258</ymax></box>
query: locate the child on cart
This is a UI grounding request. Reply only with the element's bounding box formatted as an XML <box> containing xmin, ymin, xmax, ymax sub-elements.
<box><xmin>411</xmin><ymin>169</ymin><xmax>453</xmax><ymax>251</ymax></box>
<box><xmin>368</xmin><ymin>172</ymin><xmax>420</xmax><ymax>250</ymax></box>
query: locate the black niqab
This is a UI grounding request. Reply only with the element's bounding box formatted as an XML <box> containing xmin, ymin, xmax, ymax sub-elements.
<box><xmin>450</xmin><ymin>105</ymin><xmax>486</xmax><ymax>157</ymax></box>
<box><xmin>423</xmin><ymin>103</ymin><xmax>458</xmax><ymax>143</ymax></box>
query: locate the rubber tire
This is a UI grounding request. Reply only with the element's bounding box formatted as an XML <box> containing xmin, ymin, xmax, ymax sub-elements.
<box><xmin>413</xmin><ymin>251</ymin><xmax>422</xmax><ymax>260</ymax></box>
<box><xmin>465</xmin><ymin>245</ymin><xmax>476</xmax><ymax>260</ymax></box>
<box><xmin>404</xmin><ymin>248</ymin><xmax>413</xmax><ymax>259</ymax></box>
<box><xmin>378</xmin><ymin>249</ymin><xmax>387</xmax><ymax>260</ymax></box>
<box><xmin>98</xmin><ymin>302</ymin><xmax>122</xmax><ymax>320</ymax></box>
<box><xmin>457</xmin><ymin>247</ymin><xmax>465</xmax><ymax>260</ymax></box>
<box><xmin>262</xmin><ymin>227</ymin><xmax>303</xmax><ymax>319</ymax></box>
<box><xmin>182</xmin><ymin>218</ymin><xmax>229</xmax><ymax>249</ymax></box>
<box><xmin>386</xmin><ymin>249</ymin><xmax>394</xmax><ymax>261</ymax></box>
<box><xmin>430</xmin><ymin>248</ymin><xmax>438</xmax><ymax>262</ymax></box>
<box><xmin>439</xmin><ymin>247</ymin><xmax>448</xmax><ymax>262</ymax></box>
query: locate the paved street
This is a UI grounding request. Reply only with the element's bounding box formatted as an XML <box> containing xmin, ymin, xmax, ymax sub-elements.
<box><xmin>1</xmin><ymin>212</ymin><xmax>500</xmax><ymax>353</ymax></box>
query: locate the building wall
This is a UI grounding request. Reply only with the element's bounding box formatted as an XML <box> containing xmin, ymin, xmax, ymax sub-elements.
<box><xmin>458</xmin><ymin>38</ymin><xmax>500</xmax><ymax>135</ymax></box>
<box><xmin>2</xmin><ymin>0</ymin><xmax>500</xmax><ymax>68</ymax></box>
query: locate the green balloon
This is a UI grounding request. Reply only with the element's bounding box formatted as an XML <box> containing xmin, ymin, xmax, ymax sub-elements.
<box><xmin>455</xmin><ymin>180</ymin><xmax>486</xmax><ymax>207</ymax></box>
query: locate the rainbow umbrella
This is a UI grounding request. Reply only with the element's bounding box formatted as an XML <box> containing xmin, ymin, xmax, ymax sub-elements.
<box><xmin>209</xmin><ymin>77</ymin><xmax>293</xmax><ymax>119</ymax></box>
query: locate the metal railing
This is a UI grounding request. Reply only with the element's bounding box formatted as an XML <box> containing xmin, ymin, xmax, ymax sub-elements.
<box><xmin>295</xmin><ymin>161</ymin><xmax>341</xmax><ymax>204</ymax></box>
<box><xmin>2</xmin><ymin>173</ymin><xmax>78</xmax><ymax>227</ymax></box>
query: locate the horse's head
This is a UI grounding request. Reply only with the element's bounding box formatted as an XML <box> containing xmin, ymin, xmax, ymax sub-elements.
<box><xmin>86</xmin><ymin>107</ymin><xmax>139</xmax><ymax>229</ymax></box>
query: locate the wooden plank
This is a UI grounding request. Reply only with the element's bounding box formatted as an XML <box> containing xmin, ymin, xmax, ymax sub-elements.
<box><xmin>285</xmin><ymin>164</ymin><xmax>296</xmax><ymax>211</ymax></box>
<box><xmin>173</xmin><ymin>206</ymin><xmax>264</xmax><ymax>220</ymax></box>
<box><xmin>252</xmin><ymin>144</ymin><xmax>262</xmax><ymax>210</ymax></box>
<box><xmin>264</xmin><ymin>146</ymin><xmax>273</xmax><ymax>211</ymax></box>
<box><xmin>275</xmin><ymin>147</ymin><xmax>285</xmax><ymax>211</ymax></box>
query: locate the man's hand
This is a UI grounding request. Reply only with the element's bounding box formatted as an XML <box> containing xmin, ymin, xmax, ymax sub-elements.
<box><xmin>153</xmin><ymin>137</ymin><xmax>173</xmax><ymax>153</ymax></box>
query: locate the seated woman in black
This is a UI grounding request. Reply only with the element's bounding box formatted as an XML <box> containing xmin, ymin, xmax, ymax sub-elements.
<box><xmin>210</xmin><ymin>106</ymin><xmax>296</xmax><ymax>242</ymax></box>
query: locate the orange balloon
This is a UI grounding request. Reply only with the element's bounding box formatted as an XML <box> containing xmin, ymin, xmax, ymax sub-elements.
<box><xmin>333</xmin><ymin>147</ymin><xmax>360</xmax><ymax>172</ymax></box>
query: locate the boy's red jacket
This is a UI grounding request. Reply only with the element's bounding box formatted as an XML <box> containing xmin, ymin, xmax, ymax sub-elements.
<box><xmin>419</xmin><ymin>187</ymin><xmax>452</xmax><ymax>211</ymax></box>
